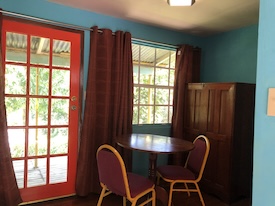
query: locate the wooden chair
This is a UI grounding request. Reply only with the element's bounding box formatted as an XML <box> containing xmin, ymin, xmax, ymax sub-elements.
<box><xmin>96</xmin><ymin>144</ymin><xmax>156</xmax><ymax>206</ymax></box>
<box><xmin>156</xmin><ymin>135</ymin><xmax>210</xmax><ymax>206</ymax></box>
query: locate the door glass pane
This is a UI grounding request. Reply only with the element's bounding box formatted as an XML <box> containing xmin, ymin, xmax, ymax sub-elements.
<box><xmin>27</xmin><ymin>158</ymin><xmax>47</xmax><ymax>187</ymax></box>
<box><xmin>53</xmin><ymin>39</ymin><xmax>71</xmax><ymax>68</ymax></box>
<box><xmin>31</xmin><ymin>36</ymin><xmax>49</xmax><ymax>65</ymax></box>
<box><xmin>50</xmin><ymin>156</ymin><xmax>68</xmax><ymax>184</ymax></box>
<box><xmin>50</xmin><ymin>128</ymin><xmax>68</xmax><ymax>154</ymax></box>
<box><xmin>52</xmin><ymin>69</ymin><xmax>70</xmax><ymax>96</ymax></box>
<box><xmin>29</xmin><ymin>98</ymin><xmax>49</xmax><ymax>126</ymax></box>
<box><xmin>51</xmin><ymin>99</ymin><xmax>69</xmax><ymax>125</ymax></box>
<box><xmin>13</xmin><ymin>160</ymin><xmax>24</xmax><ymax>188</ymax></box>
<box><xmin>28</xmin><ymin>128</ymin><xmax>48</xmax><ymax>156</ymax></box>
<box><xmin>5</xmin><ymin>97</ymin><xmax>26</xmax><ymax>126</ymax></box>
<box><xmin>5</xmin><ymin>65</ymin><xmax>27</xmax><ymax>94</ymax></box>
<box><xmin>6</xmin><ymin>32</ymin><xmax>27</xmax><ymax>63</ymax></box>
<box><xmin>30</xmin><ymin>67</ymin><xmax>49</xmax><ymax>95</ymax></box>
<box><xmin>8</xmin><ymin>129</ymin><xmax>25</xmax><ymax>158</ymax></box>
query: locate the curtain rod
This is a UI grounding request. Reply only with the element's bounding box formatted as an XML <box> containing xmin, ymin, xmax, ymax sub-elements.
<box><xmin>0</xmin><ymin>9</ymin><xmax>177</xmax><ymax>49</ymax></box>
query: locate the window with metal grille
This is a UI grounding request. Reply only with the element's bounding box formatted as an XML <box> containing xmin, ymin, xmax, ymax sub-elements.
<box><xmin>132</xmin><ymin>42</ymin><xmax>176</xmax><ymax>124</ymax></box>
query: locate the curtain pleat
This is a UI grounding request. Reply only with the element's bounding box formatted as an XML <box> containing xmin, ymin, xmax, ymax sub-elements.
<box><xmin>0</xmin><ymin>11</ymin><xmax>23</xmax><ymax>206</ymax></box>
<box><xmin>75</xmin><ymin>26</ymin><xmax>133</xmax><ymax>196</ymax></box>
<box><xmin>170</xmin><ymin>44</ymin><xmax>201</xmax><ymax>165</ymax></box>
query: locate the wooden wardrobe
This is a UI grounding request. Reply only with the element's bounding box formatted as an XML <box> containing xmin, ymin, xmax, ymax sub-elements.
<box><xmin>183</xmin><ymin>82</ymin><xmax>255</xmax><ymax>203</ymax></box>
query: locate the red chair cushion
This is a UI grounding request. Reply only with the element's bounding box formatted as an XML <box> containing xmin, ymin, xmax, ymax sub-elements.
<box><xmin>127</xmin><ymin>173</ymin><xmax>154</xmax><ymax>198</ymax></box>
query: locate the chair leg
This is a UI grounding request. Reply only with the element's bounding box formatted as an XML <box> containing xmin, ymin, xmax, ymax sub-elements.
<box><xmin>131</xmin><ymin>199</ymin><xmax>137</xmax><ymax>206</ymax></box>
<box><xmin>184</xmin><ymin>183</ymin><xmax>191</xmax><ymax>196</ymax></box>
<box><xmin>152</xmin><ymin>189</ymin><xmax>156</xmax><ymax>206</ymax></box>
<box><xmin>168</xmin><ymin>183</ymin><xmax>175</xmax><ymax>206</ymax></box>
<box><xmin>195</xmin><ymin>183</ymin><xmax>205</xmax><ymax>206</ymax></box>
<box><xmin>123</xmin><ymin>197</ymin><xmax>127</xmax><ymax>206</ymax></box>
<box><xmin>97</xmin><ymin>187</ymin><xmax>106</xmax><ymax>206</ymax></box>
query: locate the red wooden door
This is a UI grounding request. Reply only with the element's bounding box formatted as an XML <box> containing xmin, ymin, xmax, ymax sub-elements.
<box><xmin>3</xmin><ymin>19</ymin><xmax>81</xmax><ymax>202</ymax></box>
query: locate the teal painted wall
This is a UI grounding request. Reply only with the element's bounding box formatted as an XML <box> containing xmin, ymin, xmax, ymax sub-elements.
<box><xmin>253</xmin><ymin>0</ymin><xmax>275</xmax><ymax>205</ymax></box>
<box><xmin>201</xmin><ymin>25</ymin><xmax>258</xmax><ymax>83</ymax></box>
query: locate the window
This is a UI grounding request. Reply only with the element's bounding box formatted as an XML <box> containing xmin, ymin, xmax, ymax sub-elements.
<box><xmin>132</xmin><ymin>43</ymin><xmax>176</xmax><ymax>124</ymax></box>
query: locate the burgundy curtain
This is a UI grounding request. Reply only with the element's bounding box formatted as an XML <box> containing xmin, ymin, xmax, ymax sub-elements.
<box><xmin>75</xmin><ymin>26</ymin><xmax>133</xmax><ymax>196</ymax></box>
<box><xmin>170</xmin><ymin>44</ymin><xmax>201</xmax><ymax>165</ymax></box>
<box><xmin>0</xmin><ymin>12</ymin><xmax>23</xmax><ymax>206</ymax></box>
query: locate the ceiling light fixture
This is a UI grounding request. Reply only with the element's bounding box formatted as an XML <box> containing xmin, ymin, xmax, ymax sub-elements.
<box><xmin>167</xmin><ymin>0</ymin><xmax>195</xmax><ymax>6</ymax></box>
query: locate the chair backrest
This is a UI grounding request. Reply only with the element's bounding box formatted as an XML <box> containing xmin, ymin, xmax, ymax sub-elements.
<box><xmin>97</xmin><ymin>144</ymin><xmax>130</xmax><ymax>197</ymax></box>
<box><xmin>185</xmin><ymin>135</ymin><xmax>210</xmax><ymax>181</ymax></box>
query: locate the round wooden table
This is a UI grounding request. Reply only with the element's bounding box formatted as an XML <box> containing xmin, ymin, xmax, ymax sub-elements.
<box><xmin>116</xmin><ymin>133</ymin><xmax>194</xmax><ymax>180</ymax></box>
<box><xmin>116</xmin><ymin>133</ymin><xmax>194</xmax><ymax>205</ymax></box>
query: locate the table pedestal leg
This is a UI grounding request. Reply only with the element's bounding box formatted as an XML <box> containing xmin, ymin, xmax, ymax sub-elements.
<box><xmin>148</xmin><ymin>153</ymin><xmax>157</xmax><ymax>181</ymax></box>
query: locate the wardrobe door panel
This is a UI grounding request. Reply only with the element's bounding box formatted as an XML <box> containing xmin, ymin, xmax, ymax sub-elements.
<box><xmin>184</xmin><ymin>84</ymin><xmax>204</xmax><ymax>141</ymax></box>
<box><xmin>203</xmin><ymin>85</ymin><xmax>234</xmax><ymax>199</ymax></box>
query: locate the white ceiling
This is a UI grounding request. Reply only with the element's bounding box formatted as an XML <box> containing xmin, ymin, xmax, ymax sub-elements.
<box><xmin>49</xmin><ymin>0</ymin><xmax>259</xmax><ymax>36</ymax></box>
